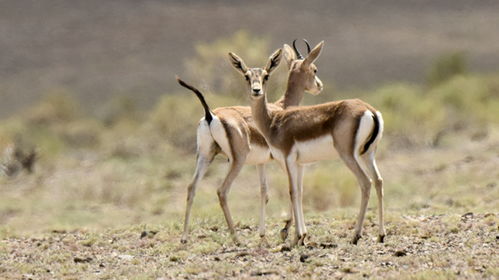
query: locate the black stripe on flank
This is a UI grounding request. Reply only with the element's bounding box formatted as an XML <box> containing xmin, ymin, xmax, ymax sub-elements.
<box><xmin>361</xmin><ymin>113</ymin><xmax>380</xmax><ymax>155</ymax></box>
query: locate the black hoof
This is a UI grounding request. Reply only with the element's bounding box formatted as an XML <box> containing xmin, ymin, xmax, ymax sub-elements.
<box><xmin>378</xmin><ymin>234</ymin><xmax>385</xmax><ymax>243</ymax></box>
<box><xmin>280</xmin><ymin>228</ymin><xmax>289</xmax><ymax>241</ymax></box>
<box><xmin>298</xmin><ymin>234</ymin><xmax>307</xmax><ymax>246</ymax></box>
<box><xmin>351</xmin><ymin>234</ymin><xmax>361</xmax><ymax>245</ymax></box>
<box><xmin>180</xmin><ymin>238</ymin><xmax>188</xmax><ymax>244</ymax></box>
<box><xmin>291</xmin><ymin>234</ymin><xmax>306</xmax><ymax>247</ymax></box>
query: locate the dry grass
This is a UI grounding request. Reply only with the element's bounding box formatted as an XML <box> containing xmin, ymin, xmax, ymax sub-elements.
<box><xmin>0</xmin><ymin>126</ymin><xmax>497</xmax><ymax>279</ymax></box>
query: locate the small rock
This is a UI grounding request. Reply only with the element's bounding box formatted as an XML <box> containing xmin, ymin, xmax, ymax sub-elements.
<box><xmin>250</xmin><ymin>271</ymin><xmax>278</xmax><ymax>276</ymax></box>
<box><xmin>210</xmin><ymin>226</ymin><xmax>219</xmax><ymax>232</ymax></box>
<box><xmin>214</xmin><ymin>256</ymin><xmax>221</xmax><ymax>261</ymax></box>
<box><xmin>381</xmin><ymin>261</ymin><xmax>394</xmax><ymax>267</ymax></box>
<box><xmin>320</xmin><ymin>242</ymin><xmax>338</xmax><ymax>249</ymax></box>
<box><xmin>140</xmin><ymin>230</ymin><xmax>158</xmax><ymax>239</ymax></box>
<box><xmin>394</xmin><ymin>250</ymin><xmax>407</xmax><ymax>257</ymax></box>
<box><xmin>341</xmin><ymin>267</ymin><xmax>355</xmax><ymax>274</ymax></box>
<box><xmin>74</xmin><ymin>257</ymin><xmax>92</xmax><ymax>263</ymax></box>
<box><xmin>461</xmin><ymin>212</ymin><xmax>474</xmax><ymax>219</ymax></box>
<box><xmin>280</xmin><ymin>245</ymin><xmax>291</xmax><ymax>252</ymax></box>
<box><xmin>236</xmin><ymin>251</ymin><xmax>250</xmax><ymax>258</ymax></box>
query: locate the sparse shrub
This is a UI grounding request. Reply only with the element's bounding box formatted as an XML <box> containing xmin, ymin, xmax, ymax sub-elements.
<box><xmin>99</xmin><ymin>96</ymin><xmax>141</xmax><ymax>127</ymax></box>
<box><xmin>429</xmin><ymin>75</ymin><xmax>499</xmax><ymax>126</ymax></box>
<box><xmin>25</xmin><ymin>89</ymin><xmax>80</xmax><ymax>125</ymax></box>
<box><xmin>148</xmin><ymin>94</ymin><xmax>204</xmax><ymax>150</ymax></box>
<box><xmin>368</xmin><ymin>83</ymin><xmax>446</xmax><ymax>147</ymax></box>
<box><xmin>56</xmin><ymin>119</ymin><xmax>104</xmax><ymax>148</ymax></box>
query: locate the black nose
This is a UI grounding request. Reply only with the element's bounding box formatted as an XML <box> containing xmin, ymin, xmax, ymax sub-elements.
<box><xmin>253</xmin><ymin>88</ymin><xmax>261</xmax><ymax>94</ymax></box>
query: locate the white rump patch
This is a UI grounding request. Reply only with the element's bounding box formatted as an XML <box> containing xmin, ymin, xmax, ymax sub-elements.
<box><xmin>375</xmin><ymin>111</ymin><xmax>384</xmax><ymax>144</ymax></box>
<box><xmin>209</xmin><ymin>116</ymin><xmax>232</xmax><ymax>161</ymax></box>
<box><xmin>196</xmin><ymin>118</ymin><xmax>216</xmax><ymax>157</ymax></box>
<box><xmin>354</xmin><ymin>110</ymin><xmax>375</xmax><ymax>175</ymax></box>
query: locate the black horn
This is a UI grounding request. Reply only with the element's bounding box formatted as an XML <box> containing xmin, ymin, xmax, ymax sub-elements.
<box><xmin>292</xmin><ymin>39</ymin><xmax>304</xmax><ymax>59</ymax></box>
<box><xmin>303</xmin><ymin>39</ymin><xmax>311</xmax><ymax>54</ymax></box>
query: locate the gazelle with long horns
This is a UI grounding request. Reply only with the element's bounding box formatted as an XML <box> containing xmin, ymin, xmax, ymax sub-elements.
<box><xmin>178</xmin><ymin>40</ymin><xmax>323</xmax><ymax>245</ymax></box>
<box><xmin>229</xmin><ymin>42</ymin><xmax>385</xmax><ymax>246</ymax></box>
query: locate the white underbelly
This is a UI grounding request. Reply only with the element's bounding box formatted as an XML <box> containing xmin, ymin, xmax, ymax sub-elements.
<box><xmin>295</xmin><ymin>134</ymin><xmax>337</xmax><ymax>164</ymax></box>
<box><xmin>245</xmin><ymin>144</ymin><xmax>272</xmax><ymax>165</ymax></box>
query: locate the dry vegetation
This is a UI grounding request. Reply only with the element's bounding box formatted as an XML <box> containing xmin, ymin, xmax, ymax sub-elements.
<box><xmin>0</xmin><ymin>142</ymin><xmax>497</xmax><ymax>279</ymax></box>
<box><xmin>0</xmin><ymin>66</ymin><xmax>498</xmax><ymax>278</ymax></box>
<box><xmin>1</xmin><ymin>2</ymin><xmax>499</xmax><ymax>277</ymax></box>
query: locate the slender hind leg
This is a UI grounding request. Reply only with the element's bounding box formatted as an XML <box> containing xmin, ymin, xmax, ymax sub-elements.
<box><xmin>279</xmin><ymin>165</ymin><xmax>305</xmax><ymax>244</ymax></box>
<box><xmin>338</xmin><ymin>152</ymin><xmax>372</xmax><ymax>245</ymax></box>
<box><xmin>217</xmin><ymin>158</ymin><xmax>245</xmax><ymax>245</ymax></box>
<box><xmin>361</xmin><ymin>151</ymin><xmax>385</xmax><ymax>242</ymax></box>
<box><xmin>280</xmin><ymin>202</ymin><xmax>293</xmax><ymax>241</ymax></box>
<box><xmin>181</xmin><ymin>152</ymin><xmax>214</xmax><ymax>243</ymax></box>
<box><xmin>296</xmin><ymin>164</ymin><xmax>307</xmax><ymax>245</ymax></box>
<box><xmin>257</xmin><ymin>164</ymin><xmax>269</xmax><ymax>245</ymax></box>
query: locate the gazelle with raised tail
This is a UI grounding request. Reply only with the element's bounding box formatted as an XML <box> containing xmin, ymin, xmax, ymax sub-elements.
<box><xmin>229</xmin><ymin>42</ymin><xmax>385</xmax><ymax>247</ymax></box>
<box><xmin>177</xmin><ymin>40</ymin><xmax>322</xmax><ymax>245</ymax></box>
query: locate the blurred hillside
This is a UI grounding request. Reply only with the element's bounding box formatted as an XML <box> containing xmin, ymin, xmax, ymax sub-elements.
<box><xmin>1</xmin><ymin>0</ymin><xmax>499</xmax><ymax>117</ymax></box>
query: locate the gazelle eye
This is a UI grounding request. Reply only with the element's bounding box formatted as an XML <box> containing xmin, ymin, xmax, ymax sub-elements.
<box><xmin>263</xmin><ymin>75</ymin><xmax>269</xmax><ymax>81</ymax></box>
<box><xmin>245</xmin><ymin>75</ymin><xmax>250</xmax><ymax>81</ymax></box>
<box><xmin>314</xmin><ymin>69</ymin><xmax>317</xmax><ymax>74</ymax></box>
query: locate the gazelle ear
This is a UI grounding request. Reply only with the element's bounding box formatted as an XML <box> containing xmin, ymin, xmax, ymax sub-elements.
<box><xmin>282</xmin><ymin>44</ymin><xmax>296</xmax><ymax>69</ymax></box>
<box><xmin>265</xmin><ymin>48</ymin><xmax>282</xmax><ymax>75</ymax></box>
<box><xmin>302</xmin><ymin>41</ymin><xmax>324</xmax><ymax>68</ymax></box>
<box><xmin>228</xmin><ymin>52</ymin><xmax>248</xmax><ymax>75</ymax></box>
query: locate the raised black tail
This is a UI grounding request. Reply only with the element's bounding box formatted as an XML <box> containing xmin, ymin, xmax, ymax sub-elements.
<box><xmin>176</xmin><ymin>76</ymin><xmax>213</xmax><ymax>124</ymax></box>
<box><xmin>361</xmin><ymin>112</ymin><xmax>380</xmax><ymax>154</ymax></box>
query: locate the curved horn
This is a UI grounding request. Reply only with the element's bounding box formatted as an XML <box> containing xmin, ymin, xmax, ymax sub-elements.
<box><xmin>292</xmin><ymin>39</ymin><xmax>304</xmax><ymax>59</ymax></box>
<box><xmin>303</xmin><ymin>39</ymin><xmax>311</xmax><ymax>54</ymax></box>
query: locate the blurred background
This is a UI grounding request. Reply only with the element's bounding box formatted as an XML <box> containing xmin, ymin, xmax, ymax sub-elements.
<box><xmin>0</xmin><ymin>0</ymin><xmax>498</xmax><ymax>234</ymax></box>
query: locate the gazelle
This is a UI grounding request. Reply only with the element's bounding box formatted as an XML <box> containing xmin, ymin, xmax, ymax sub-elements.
<box><xmin>229</xmin><ymin>42</ymin><xmax>385</xmax><ymax>246</ymax></box>
<box><xmin>177</xmin><ymin>40</ymin><xmax>323</xmax><ymax>245</ymax></box>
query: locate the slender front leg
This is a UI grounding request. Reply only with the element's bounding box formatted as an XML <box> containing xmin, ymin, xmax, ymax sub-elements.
<box><xmin>217</xmin><ymin>159</ymin><xmax>245</xmax><ymax>245</ymax></box>
<box><xmin>181</xmin><ymin>154</ymin><xmax>211</xmax><ymax>243</ymax></box>
<box><xmin>257</xmin><ymin>164</ymin><xmax>269</xmax><ymax>241</ymax></box>
<box><xmin>285</xmin><ymin>159</ymin><xmax>306</xmax><ymax>247</ymax></box>
<box><xmin>296</xmin><ymin>164</ymin><xmax>307</xmax><ymax>245</ymax></box>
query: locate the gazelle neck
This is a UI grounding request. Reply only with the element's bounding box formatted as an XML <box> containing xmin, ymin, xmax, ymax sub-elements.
<box><xmin>275</xmin><ymin>74</ymin><xmax>306</xmax><ymax>109</ymax></box>
<box><xmin>251</xmin><ymin>95</ymin><xmax>273</xmax><ymax>138</ymax></box>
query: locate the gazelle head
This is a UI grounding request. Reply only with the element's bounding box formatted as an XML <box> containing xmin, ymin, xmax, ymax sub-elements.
<box><xmin>283</xmin><ymin>40</ymin><xmax>324</xmax><ymax>95</ymax></box>
<box><xmin>228</xmin><ymin>49</ymin><xmax>282</xmax><ymax>99</ymax></box>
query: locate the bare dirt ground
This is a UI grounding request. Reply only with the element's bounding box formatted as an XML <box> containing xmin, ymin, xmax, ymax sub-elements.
<box><xmin>0</xmin><ymin>130</ymin><xmax>498</xmax><ymax>279</ymax></box>
<box><xmin>0</xmin><ymin>212</ymin><xmax>497</xmax><ymax>279</ymax></box>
